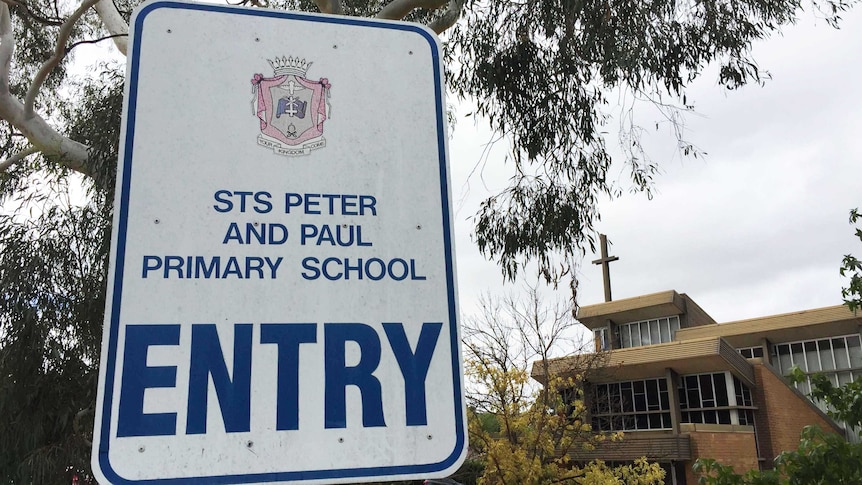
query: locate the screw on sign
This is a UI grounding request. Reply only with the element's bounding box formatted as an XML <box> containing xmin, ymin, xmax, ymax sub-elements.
<box><xmin>90</xmin><ymin>1</ymin><xmax>466</xmax><ymax>484</ymax></box>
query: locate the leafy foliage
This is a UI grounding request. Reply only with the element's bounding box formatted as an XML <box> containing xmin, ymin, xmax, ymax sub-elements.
<box><xmin>463</xmin><ymin>286</ymin><xmax>665</xmax><ymax>485</ymax></box>
<box><xmin>694</xmin><ymin>220</ymin><xmax>862</xmax><ymax>485</ymax></box>
<box><xmin>446</xmin><ymin>0</ymin><xmax>858</xmax><ymax>282</ymax></box>
<box><xmin>788</xmin><ymin>367</ymin><xmax>862</xmax><ymax>430</ymax></box>
<box><xmin>692</xmin><ymin>368</ymin><xmax>862</xmax><ymax>484</ymax></box>
<box><xmin>694</xmin><ymin>425</ymin><xmax>862</xmax><ymax>485</ymax></box>
<box><xmin>0</xmin><ymin>31</ymin><xmax>119</xmax><ymax>483</ymax></box>
<box><xmin>4</xmin><ymin>0</ymin><xmax>859</xmax><ymax>283</ymax></box>
<box><xmin>61</xmin><ymin>67</ymin><xmax>124</xmax><ymax>195</ymax></box>
<box><xmin>1</xmin><ymin>0</ymin><xmax>860</xmax><ymax>481</ymax></box>
<box><xmin>0</xmin><ymin>198</ymin><xmax>110</xmax><ymax>484</ymax></box>
<box><xmin>579</xmin><ymin>459</ymin><xmax>668</xmax><ymax>485</ymax></box>
<box><xmin>840</xmin><ymin>208</ymin><xmax>862</xmax><ymax>312</ymax></box>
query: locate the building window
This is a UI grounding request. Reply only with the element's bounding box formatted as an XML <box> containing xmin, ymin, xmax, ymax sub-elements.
<box><xmin>772</xmin><ymin>334</ymin><xmax>862</xmax><ymax>392</ymax></box>
<box><xmin>771</xmin><ymin>334</ymin><xmax>862</xmax><ymax>442</ymax></box>
<box><xmin>678</xmin><ymin>371</ymin><xmax>754</xmax><ymax>426</ymax></box>
<box><xmin>595</xmin><ymin>327</ymin><xmax>611</xmax><ymax>351</ymax></box>
<box><xmin>590</xmin><ymin>378</ymin><xmax>672</xmax><ymax>431</ymax></box>
<box><xmin>733</xmin><ymin>374</ymin><xmax>756</xmax><ymax>426</ymax></box>
<box><xmin>737</xmin><ymin>346</ymin><xmax>764</xmax><ymax>359</ymax></box>
<box><xmin>616</xmin><ymin>316</ymin><xmax>680</xmax><ymax>348</ymax></box>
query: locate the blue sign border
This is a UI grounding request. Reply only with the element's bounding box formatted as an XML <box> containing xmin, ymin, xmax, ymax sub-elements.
<box><xmin>95</xmin><ymin>2</ymin><xmax>465</xmax><ymax>483</ymax></box>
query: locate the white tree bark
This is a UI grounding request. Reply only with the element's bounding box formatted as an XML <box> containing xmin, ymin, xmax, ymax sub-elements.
<box><xmin>94</xmin><ymin>0</ymin><xmax>129</xmax><ymax>56</ymax></box>
<box><xmin>0</xmin><ymin>146</ymin><xmax>36</xmax><ymax>171</ymax></box>
<box><xmin>0</xmin><ymin>0</ymin><xmax>463</xmax><ymax>177</ymax></box>
<box><xmin>376</xmin><ymin>0</ymin><xmax>447</xmax><ymax>20</ymax></box>
<box><xmin>0</xmin><ymin>95</ymin><xmax>91</xmax><ymax>175</ymax></box>
<box><xmin>25</xmin><ymin>0</ymin><xmax>102</xmax><ymax>118</ymax></box>
<box><xmin>0</xmin><ymin>1</ymin><xmax>13</xmax><ymax>94</ymax></box>
<box><xmin>0</xmin><ymin>2</ymin><xmax>91</xmax><ymax>175</ymax></box>
<box><xmin>315</xmin><ymin>0</ymin><xmax>343</xmax><ymax>15</ymax></box>
<box><xmin>375</xmin><ymin>0</ymin><xmax>462</xmax><ymax>33</ymax></box>
<box><xmin>427</xmin><ymin>0</ymin><xmax>464</xmax><ymax>34</ymax></box>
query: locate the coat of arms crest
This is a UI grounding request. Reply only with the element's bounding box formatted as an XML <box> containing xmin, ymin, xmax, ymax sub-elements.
<box><xmin>251</xmin><ymin>56</ymin><xmax>331</xmax><ymax>156</ymax></box>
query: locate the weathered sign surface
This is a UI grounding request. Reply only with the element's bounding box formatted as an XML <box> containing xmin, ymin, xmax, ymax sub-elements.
<box><xmin>91</xmin><ymin>2</ymin><xmax>466</xmax><ymax>483</ymax></box>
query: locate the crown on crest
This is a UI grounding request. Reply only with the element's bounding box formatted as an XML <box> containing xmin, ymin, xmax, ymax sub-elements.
<box><xmin>268</xmin><ymin>56</ymin><xmax>311</xmax><ymax>76</ymax></box>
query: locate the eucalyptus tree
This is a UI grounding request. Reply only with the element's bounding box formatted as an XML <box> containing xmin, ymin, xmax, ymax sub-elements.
<box><xmin>2</xmin><ymin>0</ymin><xmax>858</xmax><ymax>281</ymax></box>
<box><xmin>0</xmin><ymin>0</ymin><xmax>857</xmax><ymax>481</ymax></box>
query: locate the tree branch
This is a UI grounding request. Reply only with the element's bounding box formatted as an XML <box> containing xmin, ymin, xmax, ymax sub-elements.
<box><xmin>93</xmin><ymin>0</ymin><xmax>127</xmax><ymax>55</ymax></box>
<box><xmin>0</xmin><ymin>0</ymin><xmax>64</xmax><ymax>26</ymax></box>
<box><xmin>67</xmin><ymin>33</ymin><xmax>127</xmax><ymax>53</ymax></box>
<box><xmin>0</xmin><ymin>95</ymin><xmax>91</xmax><ymax>175</ymax></box>
<box><xmin>377</xmin><ymin>0</ymin><xmax>447</xmax><ymax>20</ymax></box>
<box><xmin>0</xmin><ymin>3</ymin><xmax>88</xmax><ymax>175</ymax></box>
<box><xmin>73</xmin><ymin>406</ymin><xmax>94</xmax><ymax>448</ymax></box>
<box><xmin>24</xmin><ymin>0</ymin><xmax>102</xmax><ymax>119</ymax></box>
<box><xmin>314</xmin><ymin>0</ymin><xmax>342</xmax><ymax>15</ymax></box>
<box><xmin>0</xmin><ymin>145</ymin><xmax>37</xmax><ymax>171</ymax></box>
<box><xmin>426</xmin><ymin>0</ymin><xmax>463</xmax><ymax>33</ymax></box>
<box><xmin>0</xmin><ymin>2</ymin><xmax>12</xmax><ymax>94</ymax></box>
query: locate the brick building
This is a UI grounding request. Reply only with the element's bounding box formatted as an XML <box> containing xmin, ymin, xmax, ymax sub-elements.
<box><xmin>533</xmin><ymin>290</ymin><xmax>861</xmax><ymax>484</ymax></box>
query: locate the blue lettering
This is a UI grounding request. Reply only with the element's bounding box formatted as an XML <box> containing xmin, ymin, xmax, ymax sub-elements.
<box><xmin>265</xmin><ymin>257</ymin><xmax>283</xmax><ymax>278</ymax></box>
<box><xmin>223</xmin><ymin>222</ymin><xmax>243</xmax><ymax>244</ymax></box>
<box><xmin>246</xmin><ymin>257</ymin><xmax>264</xmax><ymax>278</ymax></box>
<box><xmin>322</xmin><ymin>257</ymin><xmax>342</xmax><ymax>280</ymax></box>
<box><xmin>317</xmin><ymin>225</ymin><xmax>335</xmax><ymax>246</ymax></box>
<box><xmin>324</xmin><ymin>323</ymin><xmax>385</xmax><ymax>429</ymax></box>
<box><xmin>246</xmin><ymin>224</ymin><xmax>265</xmax><ymax>244</ymax></box>
<box><xmin>322</xmin><ymin>194</ymin><xmax>339</xmax><ymax>214</ymax></box>
<box><xmin>253</xmin><ymin>191</ymin><xmax>272</xmax><ymax>214</ymax></box>
<box><xmin>195</xmin><ymin>256</ymin><xmax>219</xmax><ymax>278</ymax></box>
<box><xmin>300</xmin><ymin>224</ymin><xmax>317</xmax><ymax>245</ymax></box>
<box><xmin>268</xmin><ymin>223</ymin><xmax>288</xmax><ymax>244</ymax></box>
<box><xmin>234</xmin><ymin>191</ymin><xmax>253</xmax><ymax>212</ymax></box>
<box><xmin>213</xmin><ymin>190</ymin><xmax>233</xmax><ymax>213</ymax></box>
<box><xmin>383</xmin><ymin>323</ymin><xmax>441</xmax><ymax>426</ymax></box>
<box><xmin>410</xmin><ymin>259</ymin><xmax>426</xmax><ymax>280</ymax></box>
<box><xmin>335</xmin><ymin>225</ymin><xmax>354</xmax><ymax>246</ymax></box>
<box><xmin>115</xmin><ymin>320</ymin><xmax>442</xmax><ymax>436</ymax></box>
<box><xmin>164</xmin><ymin>256</ymin><xmax>184</xmax><ymax>278</ymax></box>
<box><xmin>344</xmin><ymin>258</ymin><xmax>363</xmax><ymax>280</ymax></box>
<box><xmin>305</xmin><ymin>193</ymin><xmax>321</xmax><ymax>214</ymax></box>
<box><xmin>142</xmin><ymin>255</ymin><xmax>162</xmax><ymax>278</ymax></box>
<box><xmin>388</xmin><ymin>258</ymin><xmax>409</xmax><ymax>281</ymax></box>
<box><xmin>117</xmin><ymin>324</ymin><xmax>180</xmax><ymax>437</ymax></box>
<box><xmin>224</xmin><ymin>223</ymin><xmax>289</xmax><ymax>245</ymax></box>
<box><xmin>284</xmin><ymin>193</ymin><xmax>378</xmax><ymax>215</ymax></box>
<box><xmin>365</xmin><ymin>258</ymin><xmax>386</xmax><ymax>281</ymax></box>
<box><xmin>285</xmin><ymin>193</ymin><xmax>302</xmax><ymax>213</ymax></box>
<box><xmin>341</xmin><ymin>195</ymin><xmax>357</xmax><ymax>215</ymax></box>
<box><xmin>357</xmin><ymin>226</ymin><xmax>372</xmax><ymax>247</ymax></box>
<box><xmin>186</xmin><ymin>324</ymin><xmax>253</xmax><ymax>434</ymax></box>
<box><xmin>142</xmin><ymin>256</ymin><xmax>283</xmax><ymax>279</ymax></box>
<box><xmin>359</xmin><ymin>195</ymin><xmax>377</xmax><ymax>216</ymax></box>
<box><xmin>299</xmin><ymin>257</ymin><xmax>423</xmax><ymax>282</ymax></box>
<box><xmin>214</xmin><ymin>191</ymin><xmax>272</xmax><ymax>214</ymax></box>
<box><xmin>301</xmin><ymin>257</ymin><xmax>320</xmax><ymax>280</ymax></box>
<box><xmin>222</xmin><ymin>257</ymin><xmax>243</xmax><ymax>278</ymax></box>
<box><xmin>260</xmin><ymin>324</ymin><xmax>317</xmax><ymax>430</ymax></box>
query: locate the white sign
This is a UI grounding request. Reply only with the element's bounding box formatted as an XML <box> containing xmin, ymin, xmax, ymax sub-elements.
<box><xmin>91</xmin><ymin>1</ymin><xmax>466</xmax><ymax>483</ymax></box>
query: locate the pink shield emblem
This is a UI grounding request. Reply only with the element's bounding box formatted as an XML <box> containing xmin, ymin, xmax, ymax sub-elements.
<box><xmin>252</xmin><ymin>56</ymin><xmax>331</xmax><ymax>156</ymax></box>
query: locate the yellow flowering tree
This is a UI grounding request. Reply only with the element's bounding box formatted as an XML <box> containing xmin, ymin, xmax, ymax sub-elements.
<box><xmin>464</xmin><ymin>283</ymin><xmax>666</xmax><ymax>485</ymax></box>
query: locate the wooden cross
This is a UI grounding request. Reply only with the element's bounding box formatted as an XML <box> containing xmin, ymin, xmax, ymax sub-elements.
<box><xmin>592</xmin><ymin>234</ymin><xmax>619</xmax><ymax>302</ymax></box>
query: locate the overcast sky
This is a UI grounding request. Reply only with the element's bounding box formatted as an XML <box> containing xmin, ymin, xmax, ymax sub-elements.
<box><xmin>24</xmin><ymin>4</ymin><xmax>862</xmax><ymax>331</ymax></box>
<box><xmin>449</xmin><ymin>10</ymin><xmax>862</xmax><ymax>326</ymax></box>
